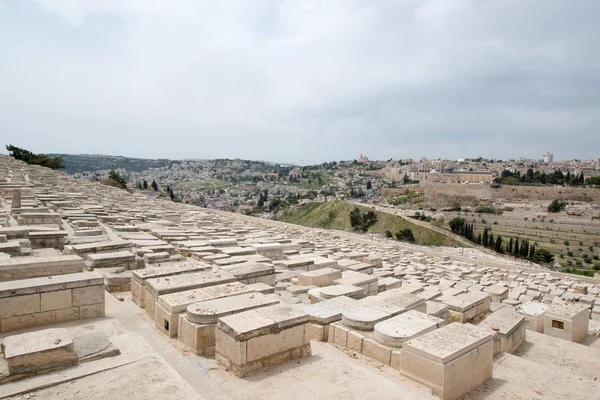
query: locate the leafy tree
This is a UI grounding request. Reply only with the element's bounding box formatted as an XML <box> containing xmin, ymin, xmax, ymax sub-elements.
<box><xmin>107</xmin><ymin>170</ymin><xmax>127</xmax><ymax>189</ymax></box>
<box><xmin>362</xmin><ymin>211</ymin><xmax>378</xmax><ymax>231</ymax></box>
<box><xmin>6</xmin><ymin>144</ymin><xmax>64</xmax><ymax>170</ymax></box>
<box><xmin>547</xmin><ymin>199</ymin><xmax>566</xmax><ymax>213</ymax></box>
<box><xmin>348</xmin><ymin>208</ymin><xmax>378</xmax><ymax>232</ymax></box>
<box><xmin>531</xmin><ymin>248</ymin><xmax>554</xmax><ymax>264</ymax></box>
<box><xmin>142</xmin><ymin>180</ymin><xmax>148</xmax><ymax>190</ymax></box>
<box><xmin>449</xmin><ymin>217</ymin><xmax>466</xmax><ymax>234</ymax></box>
<box><xmin>151</xmin><ymin>179</ymin><xmax>158</xmax><ymax>191</ymax></box>
<box><xmin>349</xmin><ymin>207</ymin><xmax>363</xmax><ymax>229</ymax></box>
<box><xmin>366</xmin><ymin>180</ymin><xmax>372</xmax><ymax>190</ymax></box>
<box><xmin>395</xmin><ymin>228</ymin><xmax>415</xmax><ymax>242</ymax></box>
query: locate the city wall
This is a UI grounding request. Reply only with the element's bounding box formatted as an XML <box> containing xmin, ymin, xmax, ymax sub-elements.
<box><xmin>381</xmin><ymin>184</ymin><xmax>600</xmax><ymax>207</ymax></box>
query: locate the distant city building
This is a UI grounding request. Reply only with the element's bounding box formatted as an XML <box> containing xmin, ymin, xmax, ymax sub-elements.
<box><xmin>543</xmin><ymin>152</ymin><xmax>554</xmax><ymax>163</ymax></box>
<box><xmin>359</xmin><ymin>154</ymin><xmax>369</xmax><ymax>163</ymax></box>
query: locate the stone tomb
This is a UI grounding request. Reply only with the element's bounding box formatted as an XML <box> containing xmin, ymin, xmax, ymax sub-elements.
<box><xmin>0</xmin><ymin>272</ymin><xmax>105</xmax><ymax>333</ymax></box>
<box><xmin>515</xmin><ymin>301</ymin><xmax>549</xmax><ymax>333</ymax></box>
<box><xmin>399</xmin><ymin>322</ymin><xmax>493</xmax><ymax>400</ymax></box>
<box><xmin>177</xmin><ymin>292</ymin><xmax>279</xmax><ymax>355</ymax></box>
<box><xmin>2</xmin><ymin>328</ymin><xmax>77</xmax><ymax>376</ymax></box>
<box><xmin>216</xmin><ymin>304</ymin><xmax>311</xmax><ymax>377</ymax></box>
<box><xmin>341</xmin><ymin>305</ymin><xmax>394</xmax><ymax>331</ymax></box>
<box><xmin>297</xmin><ymin>268</ymin><xmax>342</xmax><ymax>287</ymax></box>
<box><xmin>485</xmin><ymin>285</ymin><xmax>509</xmax><ymax>303</ymax></box>
<box><xmin>154</xmin><ymin>282</ymin><xmax>253</xmax><ymax>337</ymax></box>
<box><xmin>374</xmin><ymin>310</ymin><xmax>444</xmax><ymax>348</ymax></box>
<box><xmin>0</xmin><ymin>255</ymin><xmax>84</xmax><ymax>281</ymax></box>
<box><xmin>478</xmin><ymin>308</ymin><xmax>526</xmax><ymax>355</ymax></box>
<box><xmin>251</xmin><ymin>243</ymin><xmax>284</xmax><ymax>260</ymax></box>
<box><xmin>84</xmin><ymin>251</ymin><xmax>137</xmax><ymax>270</ymax></box>
<box><xmin>334</xmin><ymin>273</ymin><xmax>378</xmax><ymax>296</ymax></box>
<box><xmin>220</xmin><ymin>262</ymin><xmax>276</xmax><ymax>286</ymax></box>
<box><xmin>543</xmin><ymin>302</ymin><xmax>589</xmax><ymax>343</ymax></box>
<box><xmin>130</xmin><ymin>263</ymin><xmax>211</xmax><ymax>308</ymax></box>
<box><xmin>361</xmin><ymin>289</ymin><xmax>427</xmax><ymax>315</ymax></box>
<box><xmin>143</xmin><ymin>269</ymin><xmax>237</xmax><ymax>318</ymax></box>
<box><xmin>443</xmin><ymin>291</ymin><xmax>491</xmax><ymax>323</ymax></box>
<box><xmin>64</xmin><ymin>240</ymin><xmax>133</xmax><ymax>256</ymax></box>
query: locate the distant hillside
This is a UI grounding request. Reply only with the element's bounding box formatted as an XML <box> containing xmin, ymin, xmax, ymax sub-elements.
<box><xmin>47</xmin><ymin>154</ymin><xmax>177</xmax><ymax>174</ymax></box>
<box><xmin>278</xmin><ymin>200</ymin><xmax>460</xmax><ymax>247</ymax></box>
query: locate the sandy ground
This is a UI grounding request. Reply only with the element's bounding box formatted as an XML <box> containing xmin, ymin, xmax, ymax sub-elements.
<box><xmin>4</xmin><ymin>357</ymin><xmax>202</xmax><ymax>400</ymax></box>
<box><xmin>207</xmin><ymin>341</ymin><xmax>436</xmax><ymax>400</ymax></box>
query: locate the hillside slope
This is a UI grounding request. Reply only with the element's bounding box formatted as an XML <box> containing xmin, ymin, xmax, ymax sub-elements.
<box><xmin>278</xmin><ymin>200</ymin><xmax>460</xmax><ymax>247</ymax></box>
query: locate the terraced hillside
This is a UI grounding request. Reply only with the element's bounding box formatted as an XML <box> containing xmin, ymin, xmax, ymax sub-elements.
<box><xmin>442</xmin><ymin>204</ymin><xmax>600</xmax><ymax>274</ymax></box>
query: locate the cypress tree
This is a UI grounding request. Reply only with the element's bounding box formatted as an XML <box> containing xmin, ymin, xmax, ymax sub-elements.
<box><xmin>494</xmin><ymin>236</ymin><xmax>503</xmax><ymax>252</ymax></box>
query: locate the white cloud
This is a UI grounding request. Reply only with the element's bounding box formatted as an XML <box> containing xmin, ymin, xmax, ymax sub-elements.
<box><xmin>0</xmin><ymin>0</ymin><xmax>597</xmax><ymax>162</ymax></box>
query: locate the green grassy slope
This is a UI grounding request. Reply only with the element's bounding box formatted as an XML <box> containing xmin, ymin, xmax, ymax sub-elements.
<box><xmin>278</xmin><ymin>200</ymin><xmax>460</xmax><ymax>247</ymax></box>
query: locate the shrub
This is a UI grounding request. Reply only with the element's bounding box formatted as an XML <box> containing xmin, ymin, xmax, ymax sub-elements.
<box><xmin>449</xmin><ymin>217</ymin><xmax>466</xmax><ymax>234</ymax></box>
<box><xmin>564</xmin><ymin>240</ymin><xmax>570</xmax><ymax>246</ymax></box>
<box><xmin>385</xmin><ymin>230</ymin><xmax>393</xmax><ymax>238</ymax></box>
<box><xmin>547</xmin><ymin>199</ymin><xmax>566</xmax><ymax>213</ymax></box>
<box><xmin>395</xmin><ymin>228</ymin><xmax>415</xmax><ymax>242</ymax></box>
<box><xmin>475</xmin><ymin>205</ymin><xmax>501</xmax><ymax>215</ymax></box>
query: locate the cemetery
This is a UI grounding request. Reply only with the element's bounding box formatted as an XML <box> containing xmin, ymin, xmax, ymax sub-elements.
<box><xmin>1</xmin><ymin>154</ymin><xmax>600</xmax><ymax>399</ymax></box>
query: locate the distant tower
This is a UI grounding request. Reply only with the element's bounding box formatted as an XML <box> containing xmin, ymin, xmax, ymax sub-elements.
<box><xmin>543</xmin><ymin>152</ymin><xmax>553</xmax><ymax>163</ymax></box>
<box><xmin>597</xmin><ymin>156</ymin><xmax>600</xmax><ymax>170</ymax></box>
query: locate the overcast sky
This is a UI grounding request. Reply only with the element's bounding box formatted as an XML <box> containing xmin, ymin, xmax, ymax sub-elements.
<box><xmin>1</xmin><ymin>0</ymin><xmax>598</xmax><ymax>164</ymax></box>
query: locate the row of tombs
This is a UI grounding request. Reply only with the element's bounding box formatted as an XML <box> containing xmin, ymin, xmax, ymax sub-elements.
<box><xmin>0</xmin><ymin>157</ymin><xmax>598</xmax><ymax>400</ymax></box>
<box><xmin>1</xmin><ymin>251</ymin><xmax>593</xmax><ymax>399</ymax></box>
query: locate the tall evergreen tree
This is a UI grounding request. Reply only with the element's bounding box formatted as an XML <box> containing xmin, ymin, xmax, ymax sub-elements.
<box><xmin>142</xmin><ymin>180</ymin><xmax>148</xmax><ymax>190</ymax></box>
<box><xmin>151</xmin><ymin>179</ymin><xmax>158</xmax><ymax>191</ymax></box>
<box><xmin>508</xmin><ymin>238</ymin><xmax>513</xmax><ymax>254</ymax></box>
<box><xmin>495</xmin><ymin>236</ymin><xmax>503</xmax><ymax>253</ymax></box>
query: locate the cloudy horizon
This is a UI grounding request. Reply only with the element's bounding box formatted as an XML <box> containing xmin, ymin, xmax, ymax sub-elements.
<box><xmin>1</xmin><ymin>0</ymin><xmax>598</xmax><ymax>164</ymax></box>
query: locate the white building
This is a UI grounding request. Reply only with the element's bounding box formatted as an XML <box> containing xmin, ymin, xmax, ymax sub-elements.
<box><xmin>543</xmin><ymin>152</ymin><xmax>554</xmax><ymax>163</ymax></box>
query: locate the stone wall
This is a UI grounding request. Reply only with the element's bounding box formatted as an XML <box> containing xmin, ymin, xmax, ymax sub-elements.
<box><xmin>0</xmin><ymin>272</ymin><xmax>105</xmax><ymax>333</ymax></box>
<box><xmin>382</xmin><ymin>184</ymin><xmax>600</xmax><ymax>207</ymax></box>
